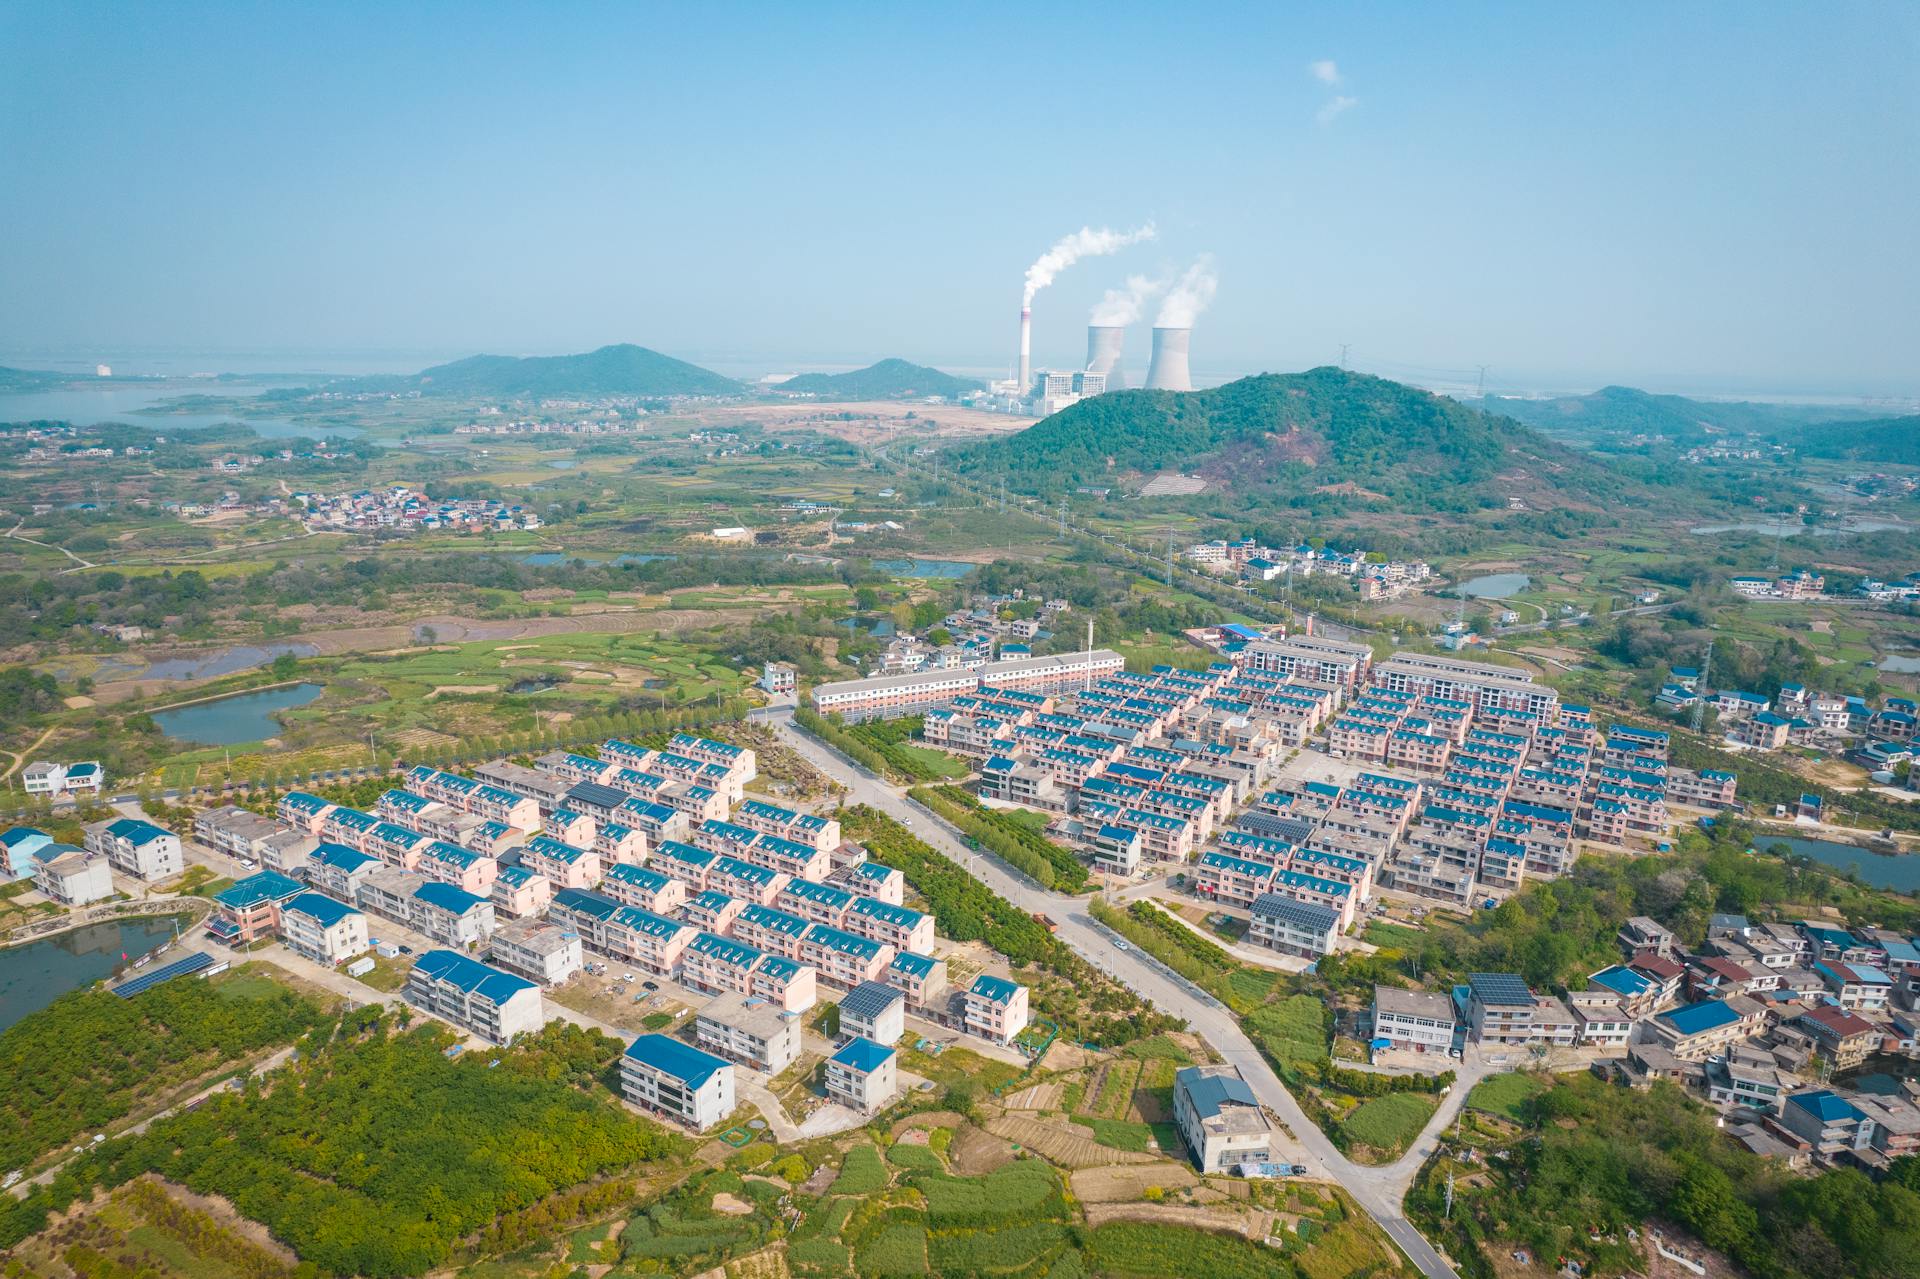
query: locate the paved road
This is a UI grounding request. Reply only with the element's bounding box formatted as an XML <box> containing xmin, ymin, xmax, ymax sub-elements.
<box><xmin>757</xmin><ymin>706</ymin><xmax>1464</xmax><ymax>1278</ymax></box>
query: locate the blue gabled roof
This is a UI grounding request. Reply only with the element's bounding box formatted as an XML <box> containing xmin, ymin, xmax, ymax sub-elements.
<box><xmin>214</xmin><ymin>870</ymin><xmax>304</xmax><ymax>909</ymax></box>
<box><xmin>312</xmin><ymin>842</ymin><xmax>377</xmax><ymax>871</ymax></box>
<box><xmin>623</xmin><ymin>1033</ymin><xmax>729</xmax><ymax>1089</ymax></box>
<box><xmin>1788</xmin><ymin>1089</ymin><xmax>1864</xmax><ymax>1124</ymax></box>
<box><xmin>832</xmin><ymin>1035</ymin><xmax>895</xmax><ymax>1073</ymax></box>
<box><xmin>283</xmin><ymin>892</ymin><xmax>359</xmax><ymax>928</ymax></box>
<box><xmin>1657</xmin><ymin>1000</ymin><xmax>1740</xmax><ymax>1037</ymax></box>
<box><xmin>1589</xmin><ymin>965</ymin><xmax>1653</xmax><ymax>998</ymax></box>
<box><xmin>106</xmin><ymin>817</ymin><xmax>172</xmax><ymax>845</ymax></box>
<box><xmin>969</xmin><ymin>974</ymin><xmax>1019</xmax><ymax>1004</ymax></box>
<box><xmin>412</xmin><ymin>881</ymin><xmax>487</xmax><ymax>915</ymax></box>
<box><xmin>412</xmin><ymin>949</ymin><xmax>532</xmax><ymax>1005</ymax></box>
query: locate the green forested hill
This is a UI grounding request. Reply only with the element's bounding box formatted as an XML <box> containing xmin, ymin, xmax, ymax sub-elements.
<box><xmin>1790</xmin><ymin>413</ymin><xmax>1920</xmax><ymax>464</ymax></box>
<box><xmin>1475</xmin><ymin>384</ymin><xmax>1878</xmax><ymax>445</ymax></box>
<box><xmin>954</xmin><ymin>366</ymin><xmax>1628</xmax><ymax>511</ymax></box>
<box><xmin>339</xmin><ymin>344</ymin><xmax>741</xmax><ymax>398</ymax></box>
<box><xmin>777</xmin><ymin>358</ymin><xmax>981</xmax><ymax>399</ymax></box>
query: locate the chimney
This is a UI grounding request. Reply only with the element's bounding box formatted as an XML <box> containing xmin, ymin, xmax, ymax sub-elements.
<box><xmin>1086</xmin><ymin>325</ymin><xmax>1127</xmax><ymax>388</ymax></box>
<box><xmin>1144</xmin><ymin>326</ymin><xmax>1192</xmax><ymax>392</ymax></box>
<box><xmin>1018</xmin><ymin>307</ymin><xmax>1032</xmax><ymax>397</ymax></box>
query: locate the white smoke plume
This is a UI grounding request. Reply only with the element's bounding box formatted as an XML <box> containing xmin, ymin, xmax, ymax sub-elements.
<box><xmin>1089</xmin><ymin>274</ymin><xmax>1166</xmax><ymax>327</ymax></box>
<box><xmin>1156</xmin><ymin>255</ymin><xmax>1218</xmax><ymax>327</ymax></box>
<box><xmin>1023</xmin><ymin>222</ymin><xmax>1155</xmax><ymax>306</ymax></box>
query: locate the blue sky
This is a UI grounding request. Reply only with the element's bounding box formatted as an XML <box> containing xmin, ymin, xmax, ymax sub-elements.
<box><xmin>2</xmin><ymin>2</ymin><xmax>1915</xmax><ymax>395</ymax></box>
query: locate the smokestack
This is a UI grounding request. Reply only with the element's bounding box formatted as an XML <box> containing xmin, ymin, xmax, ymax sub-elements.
<box><xmin>1086</xmin><ymin>325</ymin><xmax>1126</xmax><ymax>388</ymax></box>
<box><xmin>1018</xmin><ymin>307</ymin><xmax>1032</xmax><ymax>396</ymax></box>
<box><xmin>1144</xmin><ymin>326</ymin><xmax>1192</xmax><ymax>392</ymax></box>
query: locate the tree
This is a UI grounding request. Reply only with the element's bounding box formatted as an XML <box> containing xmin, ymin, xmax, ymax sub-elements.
<box><xmin>270</xmin><ymin>652</ymin><xmax>299</xmax><ymax>680</ymax></box>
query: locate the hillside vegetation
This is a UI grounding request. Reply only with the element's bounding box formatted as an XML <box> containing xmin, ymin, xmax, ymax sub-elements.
<box><xmin>777</xmin><ymin>357</ymin><xmax>981</xmax><ymax>399</ymax></box>
<box><xmin>1790</xmin><ymin>413</ymin><xmax>1920</xmax><ymax>464</ymax></box>
<box><xmin>1476</xmin><ymin>384</ymin><xmax>1879</xmax><ymax>445</ymax></box>
<box><xmin>338</xmin><ymin>343</ymin><xmax>741</xmax><ymax>398</ymax></box>
<box><xmin>955</xmin><ymin>366</ymin><xmax>1628</xmax><ymax>512</ymax></box>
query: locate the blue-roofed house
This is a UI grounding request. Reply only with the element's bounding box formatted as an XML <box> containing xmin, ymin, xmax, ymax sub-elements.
<box><xmin>1651</xmin><ymin>999</ymin><xmax>1751</xmax><ymax>1060</ymax></box>
<box><xmin>1778</xmin><ymin>1089</ymin><xmax>1875</xmax><ymax>1157</ymax></box>
<box><xmin>1587</xmin><ymin>964</ymin><xmax>1661</xmax><ymax>1017</ymax></box>
<box><xmin>884</xmin><ymin>950</ymin><xmax>949</xmax><ymax>1008</ymax></box>
<box><xmin>209</xmin><ymin>870</ymin><xmax>305</xmax><ymax>945</ymax></box>
<box><xmin>0</xmin><ymin>826</ymin><xmax>53</xmax><ymax>879</ymax></box>
<box><xmin>826</xmin><ymin>1036</ymin><xmax>899</xmax><ymax>1112</ymax></box>
<box><xmin>279</xmin><ymin>892</ymin><xmax>369</xmax><ymax>965</ymax></box>
<box><xmin>409</xmin><ymin>881</ymin><xmax>497</xmax><ymax>948</ymax></box>
<box><xmin>621</xmin><ymin>1033</ymin><xmax>735</xmax><ymax>1130</ymax></box>
<box><xmin>85</xmin><ymin>816</ymin><xmax>183</xmax><ymax>881</ymax></box>
<box><xmin>406</xmin><ymin>949</ymin><xmax>544</xmax><ymax>1042</ymax></box>
<box><xmin>963</xmin><ymin>974</ymin><xmax>1029</xmax><ymax>1044</ymax></box>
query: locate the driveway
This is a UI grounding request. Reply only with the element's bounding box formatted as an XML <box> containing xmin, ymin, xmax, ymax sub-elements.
<box><xmin>756</xmin><ymin>706</ymin><xmax>1461</xmax><ymax>1279</ymax></box>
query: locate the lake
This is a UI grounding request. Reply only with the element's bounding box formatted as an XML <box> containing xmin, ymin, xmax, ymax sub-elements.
<box><xmin>0</xmin><ymin>384</ymin><xmax>359</xmax><ymax>439</ymax></box>
<box><xmin>0</xmin><ymin>915</ymin><xmax>188</xmax><ymax>1032</ymax></box>
<box><xmin>153</xmin><ymin>682</ymin><xmax>324</xmax><ymax>745</ymax></box>
<box><xmin>1457</xmin><ymin>573</ymin><xmax>1531</xmax><ymax>599</ymax></box>
<box><xmin>1754</xmin><ymin>834</ymin><xmax>1920</xmax><ymax>893</ymax></box>
<box><xmin>872</xmin><ymin>558</ymin><xmax>977</xmax><ymax>579</ymax></box>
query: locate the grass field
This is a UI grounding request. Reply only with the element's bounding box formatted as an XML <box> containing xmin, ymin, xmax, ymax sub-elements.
<box><xmin>1340</xmin><ymin>1092</ymin><xmax>1438</xmax><ymax>1160</ymax></box>
<box><xmin>1466</xmin><ymin>1071</ymin><xmax>1549</xmax><ymax>1122</ymax></box>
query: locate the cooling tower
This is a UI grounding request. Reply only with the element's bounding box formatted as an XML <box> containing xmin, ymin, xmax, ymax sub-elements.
<box><xmin>1144</xmin><ymin>326</ymin><xmax>1192</xmax><ymax>392</ymax></box>
<box><xmin>1018</xmin><ymin>307</ymin><xmax>1032</xmax><ymax>396</ymax></box>
<box><xmin>1086</xmin><ymin>325</ymin><xmax>1127</xmax><ymax>388</ymax></box>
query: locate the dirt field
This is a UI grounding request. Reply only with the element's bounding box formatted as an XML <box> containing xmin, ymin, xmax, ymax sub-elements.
<box><xmin>983</xmin><ymin>1114</ymin><xmax>1160</xmax><ymax>1169</ymax></box>
<box><xmin>1069</xmin><ymin>1163</ymin><xmax>1198</xmax><ymax>1203</ymax></box>
<box><xmin>948</xmin><ymin>1122</ymin><xmax>1017</xmax><ymax>1176</ymax></box>
<box><xmin>1083</xmin><ymin>1200</ymin><xmax>1272</xmax><ymax>1235</ymax></box>
<box><xmin>1003</xmin><ymin>1081</ymin><xmax>1063</xmax><ymax>1110</ymax></box>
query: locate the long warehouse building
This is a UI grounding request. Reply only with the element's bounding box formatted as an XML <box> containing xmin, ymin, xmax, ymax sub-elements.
<box><xmin>810</xmin><ymin>650</ymin><xmax>1126</xmax><ymax>721</ymax></box>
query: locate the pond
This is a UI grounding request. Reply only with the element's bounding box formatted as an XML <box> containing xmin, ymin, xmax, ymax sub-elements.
<box><xmin>0</xmin><ymin>915</ymin><xmax>189</xmax><ymax>1032</ymax></box>
<box><xmin>1456</xmin><ymin>573</ymin><xmax>1531</xmax><ymax>599</ymax></box>
<box><xmin>152</xmin><ymin>682</ymin><xmax>324</xmax><ymax>746</ymax></box>
<box><xmin>133</xmin><ymin>642</ymin><xmax>319</xmax><ymax>683</ymax></box>
<box><xmin>0</xmin><ymin>384</ymin><xmax>360</xmax><ymax>439</ymax></box>
<box><xmin>1755</xmin><ymin>834</ymin><xmax>1920</xmax><ymax>893</ymax></box>
<box><xmin>871</xmin><ymin>558</ymin><xmax>977</xmax><ymax>579</ymax></box>
<box><xmin>1877</xmin><ymin>656</ymin><xmax>1920</xmax><ymax>674</ymax></box>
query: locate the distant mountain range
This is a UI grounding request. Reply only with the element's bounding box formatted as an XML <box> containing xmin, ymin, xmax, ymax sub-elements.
<box><xmin>1472</xmin><ymin>385</ymin><xmax>1884</xmax><ymax>446</ymax></box>
<box><xmin>954</xmin><ymin>367</ymin><xmax>1631</xmax><ymax>512</ymax></box>
<box><xmin>775</xmin><ymin>358</ymin><xmax>982</xmax><ymax>400</ymax></box>
<box><xmin>334</xmin><ymin>344</ymin><xmax>741</xmax><ymax>398</ymax></box>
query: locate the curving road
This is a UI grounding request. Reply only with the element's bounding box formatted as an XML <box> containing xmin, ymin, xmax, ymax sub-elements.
<box><xmin>756</xmin><ymin>705</ymin><xmax>1464</xmax><ymax>1278</ymax></box>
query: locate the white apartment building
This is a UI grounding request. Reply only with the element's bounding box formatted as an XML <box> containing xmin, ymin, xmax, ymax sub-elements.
<box><xmin>1371</xmin><ymin>986</ymin><xmax>1456</xmax><ymax>1055</ymax></box>
<box><xmin>488</xmin><ymin>917</ymin><xmax>585</xmax><ymax>985</ymax></box>
<box><xmin>405</xmin><ymin>950</ymin><xmax>545</xmax><ymax>1043</ymax></box>
<box><xmin>622</xmin><ymin>1034</ymin><xmax>736</xmax><ymax>1131</ymax></box>
<box><xmin>693</xmin><ymin>992</ymin><xmax>804</xmax><ymax>1073</ymax></box>
<box><xmin>278</xmin><ymin>892</ymin><xmax>369</xmax><ymax>965</ymax></box>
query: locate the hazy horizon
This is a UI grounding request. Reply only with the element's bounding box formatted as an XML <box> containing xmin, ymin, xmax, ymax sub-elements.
<box><xmin>4</xmin><ymin>4</ymin><xmax>1916</xmax><ymax>400</ymax></box>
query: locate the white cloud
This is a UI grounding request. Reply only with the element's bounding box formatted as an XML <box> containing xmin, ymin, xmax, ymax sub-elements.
<box><xmin>1316</xmin><ymin>95</ymin><xmax>1358</xmax><ymax>126</ymax></box>
<box><xmin>1309</xmin><ymin>59</ymin><xmax>1341</xmax><ymax>85</ymax></box>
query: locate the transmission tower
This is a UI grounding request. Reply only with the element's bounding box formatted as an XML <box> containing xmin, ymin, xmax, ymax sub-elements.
<box><xmin>1690</xmin><ymin>638</ymin><xmax>1714</xmax><ymax>735</ymax></box>
<box><xmin>1339</xmin><ymin>343</ymin><xmax>1351</xmax><ymax>369</ymax></box>
<box><xmin>1474</xmin><ymin>364</ymin><xmax>1490</xmax><ymax>399</ymax></box>
<box><xmin>1164</xmin><ymin>526</ymin><xmax>1175</xmax><ymax>587</ymax></box>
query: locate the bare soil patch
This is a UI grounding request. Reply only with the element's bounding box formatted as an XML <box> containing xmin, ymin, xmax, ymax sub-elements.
<box><xmin>1070</xmin><ymin>1164</ymin><xmax>1197</xmax><ymax>1203</ymax></box>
